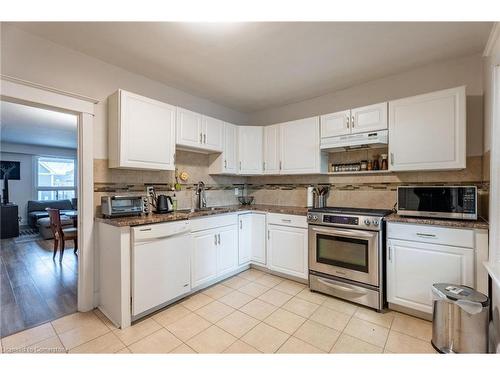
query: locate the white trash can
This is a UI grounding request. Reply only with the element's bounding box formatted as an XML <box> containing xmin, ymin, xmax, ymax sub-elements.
<box><xmin>431</xmin><ymin>283</ymin><xmax>489</xmax><ymax>353</ymax></box>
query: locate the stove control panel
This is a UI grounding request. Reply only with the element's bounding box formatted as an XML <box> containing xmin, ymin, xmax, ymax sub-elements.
<box><xmin>324</xmin><ymin>215</ymin><xmax>359</xmax><ymax>226</ymax></box>
<box><xmin>307</xmin><ymin>211</ymin><xmax>385</xmax><ymax>231</ymax></box>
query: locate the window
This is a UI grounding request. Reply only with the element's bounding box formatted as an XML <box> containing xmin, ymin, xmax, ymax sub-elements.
<box><xmin>36</xmin><ymin>157</ymin><xmax>76</xmax><ymax>201</ymax></box>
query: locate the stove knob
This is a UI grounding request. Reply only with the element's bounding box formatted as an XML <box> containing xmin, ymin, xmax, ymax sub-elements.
<box><xmin>372</xmin><ymin>219</ymin><xmax>379</xmax><ymax>226</ymax></box>
<box><xmin>364</xmin><ymin>219</ymin><xmax>371</xmax><ymax>226</ymax></box>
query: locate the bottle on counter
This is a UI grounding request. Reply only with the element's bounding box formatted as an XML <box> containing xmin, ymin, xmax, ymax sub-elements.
<box><xmin>380</xmin><ymin>154</ymin><xmax>388</xmax><ymax>170</ymax></box>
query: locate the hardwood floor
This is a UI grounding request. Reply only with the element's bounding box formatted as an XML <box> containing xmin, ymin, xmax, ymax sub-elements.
<box><xmin>0</xmin><ymin>237</ymin><xmax>77</xmax><ymax>338</ymax></box>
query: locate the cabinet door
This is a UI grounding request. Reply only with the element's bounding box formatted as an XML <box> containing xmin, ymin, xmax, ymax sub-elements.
<box><xmin>202</xmin><ymin>116</ymin><xmax>224</xmax><ymax>152</ymax></box>
<box><xmin>388</xmin><ymin>86</ymin><xmax>466</xmax><ymax>171</ymax></box>
<box><xmin>280</xmin><ymin>117</ymin><xmax>320</xmax><ymax>174</ymax></box>
<box><xmin>250</xmin><ymin>213</ymin><xmax>267</xmax><ymax>265</ymax></box>
<box><xmin>238</xmin><ymin>126</ymin><xmax>263</xmax><ymax>175</ymax></box>
<box><xmin>217</xmin><ymin>225</ymin><xmax>238</xmax><ymax>275</ymax></box>
<box><xmin>223</xmin><ymin>123</ymin><xmax>238</xmax><ymax>173</ymax></box>
<box><xmin>238</xmin><ymin>214</ymin><xmax>252</xmax><ymax>265</ymax></box>
<box><xmin>351</xmin><ymin>102</ymin><xmax>387</xmax><ymax>134</ymax></box>
<box><xmin>387</xmin><ymin>239</ymin><xmax>474</xmax><ymax>314</ymax></box>
<box><xmin>119</xmin><ymin>91</ymin><xmax>176</xmax><ymax>170</ymax></box>
<box><xmin>320</xmin><ymin>110</ymin><xmax>351</xmax><ymax>138</ymax></box>
<box><xmin>176</xmin><ymin>107</ymin><xmax>203</xmax><ymax>149</ymax></box>
<box><xmin>263</xmin><ymin>124</ymin><xmax>281</xmax><ymax>174</ymax></box>
<box><xmin>192</xmin><ymin>229</ymin><xmax>218</xmax><ymax>288</ymax></box>
<box><xmin>268</xmin><ymin>225</ymin><xmax>308</xmax><ymax>279</ymax></box>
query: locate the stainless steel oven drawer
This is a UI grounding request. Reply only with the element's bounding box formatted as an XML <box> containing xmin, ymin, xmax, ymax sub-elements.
<box><xmin>309</xmin><ymin>273</ymin><xmax>382</xmax><ymax>310</ymax></box>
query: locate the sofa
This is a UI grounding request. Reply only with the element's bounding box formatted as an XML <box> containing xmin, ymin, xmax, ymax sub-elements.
<box><xmin>27</xmin><ymin>200</ymin><xmax>77</xmax><ymax>239</ymax></box>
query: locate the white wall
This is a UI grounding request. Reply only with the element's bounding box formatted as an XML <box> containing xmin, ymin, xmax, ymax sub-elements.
<box><xmin>0</xmin><ymin>24</ymin><xmax>250</xmax><ymax>160</ymax></box>
<box><xmin>0</xmin><ymin>142</ymin><xmax>77</xmax><ymax>225</ymax></box>
<box><xmin>248</xmin><ymin>53</ymin><xmax>485</xmax><ymax>157</ymax></box>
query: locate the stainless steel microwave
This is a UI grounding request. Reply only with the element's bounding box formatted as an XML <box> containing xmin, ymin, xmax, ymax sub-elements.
<box><xmin>397</xmin><ymin>186</ymin><xmax>477</xmax><ymax>220</ymax></box>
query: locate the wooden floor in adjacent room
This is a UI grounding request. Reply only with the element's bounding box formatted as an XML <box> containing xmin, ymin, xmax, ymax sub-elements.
<box><xmin>0</xmin><ymin>237</ymin><xmax>77</xmax><ymax>338</ymax></box>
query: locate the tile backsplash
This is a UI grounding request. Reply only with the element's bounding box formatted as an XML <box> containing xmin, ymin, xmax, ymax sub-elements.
<box><xmin>94</xmin><ymin>153</ymin><xmax>488</xmax><ymax>216</ymax></box>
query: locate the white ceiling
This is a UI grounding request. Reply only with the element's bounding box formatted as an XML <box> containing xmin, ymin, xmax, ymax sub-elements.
<box><xmin>0</xmin><ymin>101</ymin><xmax>77</xmax><ymax>149</ymax></box>
<box><xmin>13</xmin><ymin>22</ymin><xmax>493</xmax><ymax>113</ymax></box>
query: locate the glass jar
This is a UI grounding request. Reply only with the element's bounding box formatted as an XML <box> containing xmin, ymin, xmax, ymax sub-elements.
<box><xmin>367</xmin><ymin>160</ymin><xmax>373</xmax><ymax>171</ymax></box>
<box><xmin>380</xmin><ymin>154</ymin><xmax>388</xmax><ymax>170</ymax></box>
<box><xmin>360</xmin><ymin>160</ymin><xmax>367</xmax><ymax>171</ymax></box>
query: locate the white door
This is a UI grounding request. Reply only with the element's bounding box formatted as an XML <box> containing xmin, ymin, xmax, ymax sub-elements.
<box><xmin>388</xmin><ymin>86</ymin><xmax>466</xmax><ymax>171</ymax></box>
<box><xmin>176</xmin><ymin>107</ymin><xmax>203</xmax><ymax>149</ymax></box>
<box><xmin>263</xmin><ymin>124</ymin><xmax>281</xmax><ymax>174</ymax></box>
<box><xmin>238</xmin><ymin>214</ymin><xmax>251</xmax><ymax>265</ymax></box>
<box><xmin>192</xmin><ymin>229</ymin><xmax>218</xmax><ymax>287</ymax></box>
<box><xmin>250</xmin><ymin>214</ymin><xmax>267</xmax><ymax>265</ymax></box>
<box><xmin>223</xmin><ymin>123</ymin><xmax>238</xmax><ymax>174</ymax></box>
<box><xmin>320</xmin><ymin>110</ymin><xmax>351</xmax><ymax>138</ymax></box>
<box><xmin>120</xmin><ymin>91</ymin><xmax>176</xmax><ymax>170</ymax></box>
<box><xmin>268</xmin><ymin>224</ymin><xmax>308</xmax><ymax>279</ymax></box>
<box><xmin>387</xmin><ymin>239</ymin><xmax>474</xmax><ymax>314</ymax></box>
<box><xmin>351</xmin><ymin>102</ymin><xmax>387</xmax><ymax>134</ymax></box>
<box><xmin>217</xmin><ymin>225</ymin><xmax>238</xmax><ymax>275</ymax></box>
<box><xmin>132</xmin><ymin>234</ymin><xmax>191</xmax><ymax>315</ymax></box>
<box><xmin>202</xmin><ymin>116</ymin><xmax>224</xmax><ymax>152</ymax></box>
<box><xmin>238</xmin><ymin>126</ymin><xmax>263</xmax><ymax>175</ymax></box>
<box><xmin>280</xmin><ymin>117</ymin><xmax>320</xmax><ymax>174</ymax></box>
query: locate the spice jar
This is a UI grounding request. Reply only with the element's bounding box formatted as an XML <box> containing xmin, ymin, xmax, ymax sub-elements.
<box><xmin>380</xmin><ymin>154</ymin><xmax>388</xmax><ymax>170</ymax></box>
<box><xmin>367</xmin><ymin>160</ymin><xmax>373</xmax><ymax>171</ymax></box>
<box><xmin>360</xmin><ymin>160</ymin><xmax>367</xmax><ymax>171</ymax></box>
<box><xmin>373</xmin><ymin>157</ymin><xmax>380</xmax><ymax>171</ymax></box>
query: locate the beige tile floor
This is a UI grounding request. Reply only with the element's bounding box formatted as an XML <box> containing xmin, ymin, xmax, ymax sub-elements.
<box><xmin>0</xmin><ymin>268</ymin><xmax>437</xmax><ymax>354</ymax></box>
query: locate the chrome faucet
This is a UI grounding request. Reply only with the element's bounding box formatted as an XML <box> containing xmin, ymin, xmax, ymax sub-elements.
<box><xmin>195</xmin><ymin>181</ymin><xmax>207</xmax><ymax>209</ymax></box>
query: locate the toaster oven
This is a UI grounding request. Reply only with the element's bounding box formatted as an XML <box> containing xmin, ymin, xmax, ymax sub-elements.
<box><xmin>101</xmin><ymin>195</ymin><xmax>147</xmax><ymax>218</ymax></box>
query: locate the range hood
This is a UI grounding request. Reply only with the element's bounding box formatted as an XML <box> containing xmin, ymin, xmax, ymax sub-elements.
<box><xmin>320</xmin><ymin>130</ymin><xmax>388</xmax><ymax>152</ymax></box>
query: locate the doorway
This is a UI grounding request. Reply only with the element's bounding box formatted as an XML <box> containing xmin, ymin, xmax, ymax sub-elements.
<box><xmin>0</xmin><ymin>100</ymin><xmax>79</xmax><ymax>337</ymax></box>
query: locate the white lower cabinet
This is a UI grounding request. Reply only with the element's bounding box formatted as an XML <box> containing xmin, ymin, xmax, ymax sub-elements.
<box><xmin>386</xmin><ymin>223</ymin><xmax>474</xmax><ymax>315</ymax></box>
<box><xmin>238</xmin><ymin>213</ymin><xmax>266</xmax><ymax>266</ymax></box>
<box><xmin>217</xmin><ymin>225</ymin><xmax>238</xmax><ymax>275</ymax></box>
<box><xmin>192</xmin><ymin>229</ymin><xmax>218</xmax><ymax>288</ymax></box>
<box><xmin>267</xmin><ymin>221</ymin><xmax>308</xmax><ymax>280</ymax></box>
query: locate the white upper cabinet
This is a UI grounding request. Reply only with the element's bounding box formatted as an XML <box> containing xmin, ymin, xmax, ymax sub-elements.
<box><xmin>108</xmin><ymin>90</ymin><xmax>176</xmax><ymax>170</ymax></box>
<box><xmin>263</xmin><ymin>124</ymin><xmax>281</xmax><ymax>174</ymax></box>
<box><xmin>388</xmin><ymin>86</ymin><xmax>466</xmax><ymax>171</ymax></box>
<box><xmin>320</xmin><ymin>110</ymin><xmax>350</xmax><ymax>138</ymax></box>
<box><xmin>176</xmin><ymin>107</ymin><xmax>203</xmax><ymax>149</ymax></box>
<box><xmin>351</xmin><ymin>102</ymin><xmax>388</xmax><ymax>133</ymax></box>
<box><xmin>176</xmin><ymin>108</ymin><xmax>223</xmax><ymax>153</ymax></box>
<box><xmin>202</xmin><ymin>116</ymin><xmax>224</xmax><ymax>152</ymax></box>
<box><xmin>208</xmin><ymin>122</ymin><xmax>238</xmax><ymax>175</ymax></box>
<box><xmin>238</xmin><ymin>126</ymin><xmax>263</xmax><ymax>175</ymax></box>
<box><xmin>281</xmin><ymin>117</ymin><xmax>327</xmax><ymax>174</ymax></box>
<box><xmin>320</xmin><ymin>103</ymin><xmax>387</xmax><ymax>142</ymax></box>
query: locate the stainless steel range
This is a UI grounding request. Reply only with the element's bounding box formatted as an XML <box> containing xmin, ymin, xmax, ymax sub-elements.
<box><xmin>307</xmin><ymin>207</ymin><xmax>393</xmax><ymax>311</ymax></box>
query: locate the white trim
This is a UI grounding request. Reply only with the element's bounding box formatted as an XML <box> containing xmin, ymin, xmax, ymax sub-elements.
<box><xmin>484</xmin><ymin>23</ymin><xmax>500</xmax><ymax>57</ymax></box>
<box><xmin>1</xmin><ymin>75</ymin><xmax>99</xmax><ymax>106</ymax></box>
<box><xmin>491</xmin><ymin>65</ymin><xmax>500</xmax><ymax>265</ymax></box>
<box><xmin>1</xmin><ymin>78</ymin><xmax>96</xmax><ymax>115</ymax></box>
<box><xmin>1</xmin><ymin>78</ymin><xmax>95</xmax><ymax>312</ymax></box>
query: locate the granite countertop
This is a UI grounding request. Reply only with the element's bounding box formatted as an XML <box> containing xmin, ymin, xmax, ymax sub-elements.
<box><xmin>95</xmin><ymin>204</ymin><xmax>309</xmax><ymax>227</ymax></box>
<box><xmin>385</xmin><ymin>213</ymin><xmax>489</xmax><ymax>230</ymax></box>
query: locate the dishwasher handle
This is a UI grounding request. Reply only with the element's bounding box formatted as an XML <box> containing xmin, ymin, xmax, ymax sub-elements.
<box><xmin>133</xmin><ymin>221</ymin><xmax>190</xmax><ymax>242</ymax></box>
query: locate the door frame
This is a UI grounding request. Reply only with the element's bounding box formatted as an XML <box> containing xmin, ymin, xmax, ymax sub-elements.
<box><xmin>1</xmin><ymin>75</ymin><xmax>97</xmax><ymax>312</ymax></box>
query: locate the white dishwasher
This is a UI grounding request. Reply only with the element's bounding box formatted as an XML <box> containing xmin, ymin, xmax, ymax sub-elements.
<box><xmin>131</xmin><ymin>220</ymin><xmax>192</xmax><ymax>317</ymax></box>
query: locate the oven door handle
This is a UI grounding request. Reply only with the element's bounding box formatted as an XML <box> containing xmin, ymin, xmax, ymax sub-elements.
<box><xmin>310</xmin><ymin>226</ymin><xmax>376</xmax><ymax>239</ymax></box>
<box><xmin>316</xmin><ymin>277</ymin><xmax>367</xmax><ymax>296</ymax></box>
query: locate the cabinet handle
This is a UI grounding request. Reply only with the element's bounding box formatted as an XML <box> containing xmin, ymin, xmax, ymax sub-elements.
<box><xmin>214</xmin><ymin>234</ymin><xmax>218</xmax><ymax>245</ymax></box>
<box><xmin>239</xmin><ymin>161</ymin><xmax>242</xmax><ymax>170</ymax></box>
<box><xmin>240</xmin><ymin>220</ymin><xmax>242</xmax><ymax>229</ymax></box>
<box><xmin>263</xmin><ymin>161</ymin><xmax>265</xmax><ymax>171</ymax></box>
<box><xmin>346</xmin><ymin>116</ymin><xmax>350</xmax><ymax>129</ymax></box>
<box><xmin>218</xmin><ymin>233</ymin><xmax>221</xmax><ymax>245</ymax></box>
<box><xmin>203</xmin><ymin>134</ymin><xmax>206</xmax><ymax>144</ymax></box>
<box><xmin>200</xmin><ymin>132</ymin><xmax>203</xmax><ymax>143</ymax></box>
<box><xmin>279</xmin><ymin>161</ymin><xmax>282</xmax><ymax>170</ymax></box>
<box><xmin>416</xmin><ymin>232</ymin><xmax>437</xmax><ymax>238</ymax></box>
<box><xmin>390</xmin><ymin>153</ymin><xmax>394</xmax><ymax>166</ymax></box>
<box><xmin>388</xmin><ymin>246</ymin><xmax>392</xmax><ymax>261</ymax></box>
<box><xmin>281</xmin><ymin>219</ymin><xmax>292</xmax><ymax>223</ymax></box>
<box><xmin>224</xmin><ymin>159</ymin><xmax>227</xmax><ymax>168</ymax></box>
<box><xmin>268</xmin><ymin>230</ymin><xmax>270</xmax><ymax>240</ymax></box>
<box><xmin>351</xmin><ymin>116</ymin><xmax>355</xmax><ymax>128</ymax></box>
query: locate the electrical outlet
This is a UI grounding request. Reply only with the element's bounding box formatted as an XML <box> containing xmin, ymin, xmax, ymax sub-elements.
<box><xmin>146</xmin><ymin>186</ymin><xmax>155</xmax><ymax>196</ymax></box>
<box><xmin>234</xmin><ymin>188</ymin><xmax>239</xmax><ymax>196</ymax></box>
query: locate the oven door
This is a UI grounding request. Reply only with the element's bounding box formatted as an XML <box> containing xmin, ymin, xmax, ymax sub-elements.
<box><xmin>308</xmin><ymin>225</ymin><xmax>379</xmax><ymax>286</ymax></box>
